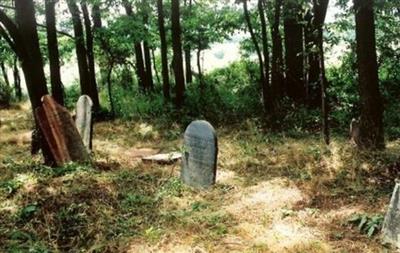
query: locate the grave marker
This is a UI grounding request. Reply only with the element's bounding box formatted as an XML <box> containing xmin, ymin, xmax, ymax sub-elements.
<box><xmin>181</xmin><ymin>120</ymin><xmax>218</xmax><ymax>189</ymax></box>
<box><xmin>35</xmin><ymin>95</ymin><xmax>89</xmax><ymax>166</ymax></box>
<box><xmin>75</xmin><ymin>95</ymin><xmax>93</xmax><ymax>150</ymax></box>
<box><xmin>382</xmin><ymin>183</ymin><xmax>400</xmax><ymax>248</ymax></box>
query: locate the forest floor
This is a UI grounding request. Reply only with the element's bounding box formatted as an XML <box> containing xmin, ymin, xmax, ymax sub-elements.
<box><xmin>1</xmin><ymin>103</ymin><xmax>400</xmax><ymax>253</ymax></box>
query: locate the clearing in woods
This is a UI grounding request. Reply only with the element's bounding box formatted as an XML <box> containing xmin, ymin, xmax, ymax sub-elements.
<box><xmin>0</xmin><ymin>104</ymin><xmax>399</xmax><ymax>252</ymax></box>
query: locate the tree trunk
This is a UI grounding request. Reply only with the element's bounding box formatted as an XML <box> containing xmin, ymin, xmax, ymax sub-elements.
<box><xmin>106</xmin><ymin>62</ymin><xmax>115</xmax><ymax>118</ymax></box>
<box><xmin>258</xmin><ymin>0</ymin><xmax>272</xmax><ymax>113</ymax></box>
<box><xmin>81</xmin><ymin>2</ymin><xmax>100</xmax><ymax>111</ymax></box>
<box><xmin>171</xmin><ymin>0</ymin><xmax>185</xmax><ymax>108</ymax></box>
<box><xmin>14</xmin><ymin>0</ymin><xmax>54</xmax><ymax>164</ymax></box>
<box><xmin>67</xmin><ymin>0</ymin><xmax>99</xmax><ymax>111</ymax></box>
<box><xmin>45</xmin><ymin>0</ymin><xmax>64</xmax><ymax>106</ymax></box>
<box><xmin>0</xmin><ymin>61</ymin><xmax>10</xmax><ymax>87</ymax></box>
<box><xmin>270</xmin><ymin>0</ymin><xmax>285</xmax><ymax>100</ymax></box>
<box><xmin>135</xmin><ymin>43</ymin><xmax>148</xmax><ymax>92</ymax></box>
<box><xmin>123</xmin><ymin>1</ymin><xmax>148</xmax><ymax>92</ymax></box>
<box><xmin>284</xmin><ymin>2</ymin><xmax>305</xmax><ymax>104</ymax></box>
<box><xmin>243</xmin><ymin>0</ymin><xmax>268</xmax><ymax>112</ymax></box>
<box><xmin>13</xmin><ymin>56</ymin><xmax>22</xmax><ymax>100</ymax></box>
<box><xmin>143</xmin><ymin>42</ymin><xmax>154</xmax><ymax>91</ymax></box>
<box><xmin>354</xmin><ymin>0</ymin><xmax>384</xmax><ymax>149</ymax></box>
<box><xmin>184</xmin><ymin>0</ymin><xmax>193</xmax><ymax>84</ymax></box>
<box><xmin>142</xmin><ymin>0</ymin><xmax>154</xmax><ymax>91</ymax></box>
<box><xmin>157</xmin><ymin>0</ymin><xmax>170</xmax><ymax>99</ymax></box>
<box><xmin>312</xmin><ymin>0</ymin><xmax>330</xmax><ymax>145</ymax></box>
<box><xmin>197</xmin><ymin>47</ymin><xmax>203</xmax><ymax>90</ymax></box>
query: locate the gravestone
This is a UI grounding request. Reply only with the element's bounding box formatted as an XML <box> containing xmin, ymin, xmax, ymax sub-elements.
<box><xmin>382</xmin><ymin>183</ymin><xmax>400</xmax><ymax>248</ymax></box>
<box><xmin>75</xmin><ymin>95</ymin><xmax>93</xmax><ymax>151</ymax></box>
<box><xmin>35</xmin><ymin>95</ymin><xmax>89</xmax><ymax>166</ymax></box>
<box><xmin>181</xmin><ymin>120</ymin><xmax>218</xmax><ymax>189</ymax></box>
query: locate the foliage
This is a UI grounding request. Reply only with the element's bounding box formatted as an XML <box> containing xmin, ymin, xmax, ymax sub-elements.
<box><xmin>348</xmin><ymin>213</ymin><xmax>384</xmax><ymax>237</ymax></box>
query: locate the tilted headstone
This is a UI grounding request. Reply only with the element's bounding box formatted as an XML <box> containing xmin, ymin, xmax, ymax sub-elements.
<box><xmin>35</xmin><ymin>95</ymin><xmax>89</xmax><ymax>166</ymax></box>
<box><xmin>181</xmin><ymin>120</ymin><xmax>218</xmax><ymax>189</ymax></box>
<box><xmin>382</xmin><ymin>183</ymin><xmax>400</xmax><ymax>248</ymax></box>
<box><xmin>75</xmin><ymin>95</ymin><xmax>93</xmax><ymax>151</ymax></box>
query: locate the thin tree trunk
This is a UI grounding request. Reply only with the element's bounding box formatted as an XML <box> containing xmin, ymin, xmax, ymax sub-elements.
<box><xmin>243</xmin><ymin>0</ymin><xmax>268</xmax><ymax>112</ymax></box>
<box><xmin>107</xmin><ymin>62</ymin><xmax>115</xmax><ymax>118</ymax></box>
<box><xmin>0</xmin><ymin>61</ymin><xmax>10</xmax><ymax>87</ymax></box>
<box><xmin>13</xmin><ymin>56</ymin><xmax>22</xmax><ymax>100</ymax></box>
<box><xmin>81</xmin><ymin>2</ymin><xmax>100</xmax><ymax>111</ymax></box>
<box><xmin>143</xmin><ymin>42</ymin><xmax>154</xmax><ymax>91</ymax></box>
<box><xmin>258</xmin><ymin>0</ymin><xmax>272</xmax><ymax>113</ymax></box>
<box><xmin>45</xmin><ymin>0</ymin><xmax>64</xmax><ymax>105</ymax></box>
<box><xmin>171</xmin><ymin>0</ymin><xmax>185</xmax><ymax>108</ymax></box>
<box><xmin>271</xmin><ymin>0</ymin><xmax>285</xmax><ymax>100</ymax></box>
<box><xmin>142</xmin><ymin>0</ymin><xmax>154</xmax><ymax>91</ymax></box>
<box><xmin>123</xmin><ymin>1</ymin><xmax>148</xmax><ymax>92</ymax></box>
<box><xmin>197</xmin><ymin>47</ymin><xmax>203</xmax><ymax>90</ymax></box>
<box><xmin>184</xmin><ymin>0</ymin><xmax>193</xmax><ymax>84</ymax></box>
<box><xmin>354</xmin><ymin>0</ymin><xmax>384</xmax><ymax>149</ymax></box>
<box><xmin>157</xmin><ymin>0</ymin><xmax>170</xmax><ymax>99</ymax></box>
<box><xmin>311</xmin><ymin>0</ymin><xmax>330</xmax><ymax>144</ymax></box>
<box><xmin>67</xmin><ymin>0</ymin><xmax>99</xmax><ymax>111</ymax></box>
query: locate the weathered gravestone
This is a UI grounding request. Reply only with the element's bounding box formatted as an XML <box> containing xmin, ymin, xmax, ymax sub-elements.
<box><xmin>181</xmin><ymin>120</ymin><xmax>218</xmax><ymax>189</ymax></box>
<box><xmin>35</xmin><ymin>95</ymin><xmax>89</xmax><ymax>166</ymax></box>
<box><xmin>75</xmin><ymin>95</ymin><xmax>93</xmax><ymax>151</ymax></box>
<box><xmin>382</xmin><ymin>183</ymin><xmax>400</xmax><ymax>248</ymax></box>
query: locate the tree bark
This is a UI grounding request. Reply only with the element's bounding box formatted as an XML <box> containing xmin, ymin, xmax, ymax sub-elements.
<box><xmin>184</xmin><ymin>0</ymin><xmax>193</xmax><ymax>84</ymax></box>
<box><xmin>0</xmin><ymin>61</ymin><xmax>10</xmax><ymax>87</ymax></box>
<box><xmin>197</xmin><ymin>46</ymin><xmax>203</xmax><ymax>90</ymax></box>
<box><xmin>13</xmin><ymin>56</ymin><xmax>22</xmax><ymax>100</ymax></box>
<box><xmin>123</xmin><ymin>1</ymin><xmax>148</xmax><ymax>92</ymax></box>
<box><xmin>13</xmin><ymin>0</ymin><xmax>54</xmax><ymax>164</ymax></box>
<box><xmin>81</xmin><ymin>2</ymin><xmax>100</xmax><ymax>111</ymax></box>
<box><xmin>142</xmin><ymin>0</ymin><xmax>154</xmax><ymax>91</ymax></box>
<box><xmin>270</xmin><ymin>0</ymin><xmax>285</xmax><ymax>100</ymax></box>
<box><xmin>312</xmin><ymin>0</ymin><xmax>330</xmax><ymax>145</ymax></box>
<box><xmin>157</xmin><ymin>0</ymin><xmax>170</xmax><ymax>99</ymax></box>
<box><xmin>143</xmin><ymin>42</ymin><xmax>154</xmax><ymax>91</ymax></box>
<box><xmin>243</xmin><ymin>0</ymin><xmax>268</xmax><ymax>112</ymax></box>
<box><xmin>258</xmin><ymin>0</ymin><xmax>272</xmax><ymax>113</ymax></box>
<box><xmin>284</xmin><ymin>2</ymin><xmax>305</xmax><ymax>104</ymax></box>
<box><xmin>354</xmin><ymin>0</ymin><xmax>384</xmax><ymax>149</ymax></box>
<box><xmin>45</xmin><ymin>0</ymin><xmax>64</xmax><ymax>106</ymax></box>
<box><xmin>171</xmin><ymin>0</ymin><xmax>185</xmax><ymax>108</ymax></box>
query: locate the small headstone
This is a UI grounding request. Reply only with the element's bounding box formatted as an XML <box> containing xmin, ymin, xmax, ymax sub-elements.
<box><xmin>75</xmin><ymin>95</ymin><xmax>93</xmax><ymax>151</ymax></box>
<box><xmin>382</xmin><ymin>183</ymin><xmax>400</xmax><ymax>248</ymax></box>
<box><xmin>181</xmin><ymin>120</ymin><xmax>218</xmax><ymax>189</ymax></box>
<box><xmin>35</xmin><ymin>95</ymin><xmax>89</xmax><ymax>166</ymax></box>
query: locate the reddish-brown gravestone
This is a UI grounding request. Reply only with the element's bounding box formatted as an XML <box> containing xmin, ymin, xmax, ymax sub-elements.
<box><xmin>35</xmin><ymin>95</ymin><xmax>89</xmax><ymax>166</ymax></box>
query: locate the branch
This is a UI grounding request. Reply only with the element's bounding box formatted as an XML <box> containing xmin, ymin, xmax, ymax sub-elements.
<box><xmin>0</xmin><ymin>9</ymin><xmax>25</xmax><ymax>59</ymax></box>
<box><xmin>36</xmin><ymin>23</ymin><xmax>74</xmax><ymax>39</ymax></box>
<box><xmin>0</xmin><ymin>24</ymin><xmax>17</xmax><ymax>52</ymax></box>
<box><xmin>0</xmin><ymin>4</ymin><xmax>15</xmax><ymax>10</ymax></box>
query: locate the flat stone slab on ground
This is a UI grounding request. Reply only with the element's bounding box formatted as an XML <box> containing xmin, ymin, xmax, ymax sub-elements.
<box><xmin>142</xmin><ymin>152</ymin><xmax>182</xmax><ymax>164</ymax></box>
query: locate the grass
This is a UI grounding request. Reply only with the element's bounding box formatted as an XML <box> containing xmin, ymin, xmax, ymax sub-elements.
<box><xmin>1</xmin><ymin>104</ymin><xmax>399</xmax><ymax>252</ymax></box>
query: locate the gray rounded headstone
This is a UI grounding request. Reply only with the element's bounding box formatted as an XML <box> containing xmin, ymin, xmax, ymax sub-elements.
<box><xmin>75</xmin><ymin>95</ymin><xmax>93</xmax><ymax>151</ymax></box>
<box><xmin>181</xmin><ymin>120</ymin><xmax>218</xmax><ymax>189</ymax></box>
